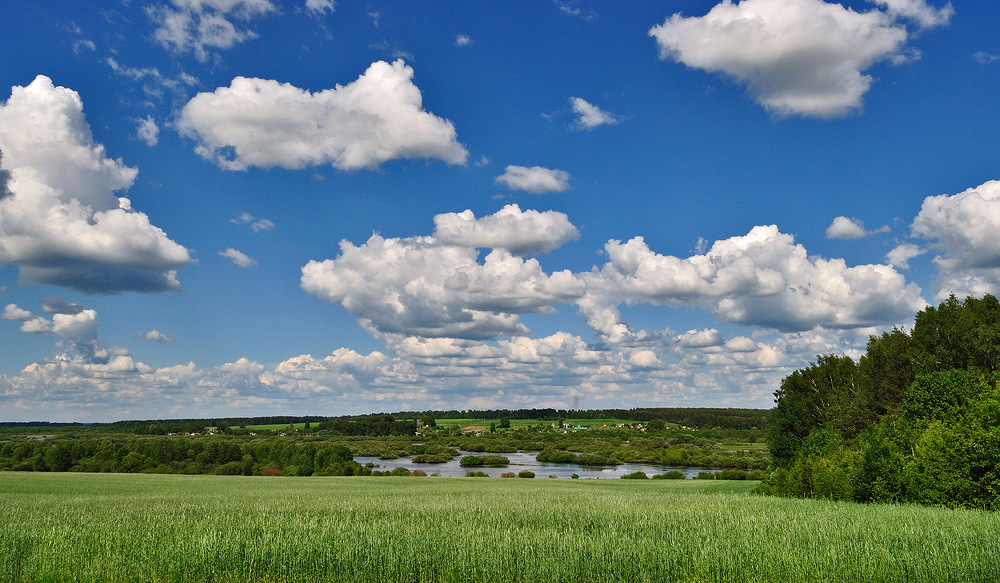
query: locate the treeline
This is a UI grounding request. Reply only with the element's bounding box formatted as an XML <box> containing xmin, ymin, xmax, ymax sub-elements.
<box><xmin>758</xmin><ymin>295</ymin><xmax>1000</xmax><ymax>510</ymax></box>
<box><xmin>318</xmin><ymin>416</ymin><xmax>416</xmax><ymax>436</ymax></box>
<box><xmin>0</xmin><ymin>437</ymin><xmax>370</xmax><ymax>477</ymax></box>
<box><xmin>410</xmin><ymin>407</ymin><xmax>768</xmax><ymax>430</ymax></box>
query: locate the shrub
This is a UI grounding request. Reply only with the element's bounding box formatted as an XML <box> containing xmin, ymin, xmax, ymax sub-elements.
<box><xmin>411</xmin><ymin>469</ymin><xmax>427</xmax><ymax>477</ymax></box>
<box><xmin>261</xmin><ymin>467</ymin><xmax>283</xmax><ymax>477</ymax></box>
<box><xmin>621</xmin><ymin>471</ymin><xmax>648</xmax><ymax>480</ymax></box>
<box><xmin>460</xmin><ymin>455</ymin><xmax>509</xmax><ymax>467</ymax></box>
<box><xmin>536</xmin><ymin>448</ymin><xmax>578</xmax><ymax>463</ymax></box>
<box><xmin>653</xmin><ymin>470</ymin><xmax>686</xmax><ymax>480</ymax></box>
<box><xmin>389</xmin><ymin>467</ymin><xmax>411</xmax><ymax>477</ymax></box>
<box><xmin>501</xmin><ymin>472</ymin><xmax>516</xmax><ymax>478</ymax></box>
<box><xmin>695</xmin><ymin>471</ymin><xmax>716</xmax><ymax>480</ymax></box>
<box><xmin>216</xmin><ymin>461</ymin><xmax>243</xmax><ymax>476</ymax></box>
<box><xmin>571</xmin><ymin>473</ymin><xmax>579</xmax><ymax>479</ymax></box>
<box><xmin>465</xmin><ymin>471</ymin><xmax>489</xmax><ymax>477</ymax></box>
<box><xmin>412</xmin><ymin>453</ymin><xmax>452</xmax><ymax>463</ymax></box>
<box><xmin>717</xmin><ymin>468</ymin><xmax>750</xmax><ymax>480</ymax></box>
<box><xmin>518</xmin><ymin>470</ymin><xmax>535</xmax><ymax>478</ymax></box>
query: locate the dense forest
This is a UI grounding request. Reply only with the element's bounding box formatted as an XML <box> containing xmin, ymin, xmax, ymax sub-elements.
<box><xmin>758</xmin><ymin>295</ymin><xmax>1000</xmax><ymax>510</ymax></box>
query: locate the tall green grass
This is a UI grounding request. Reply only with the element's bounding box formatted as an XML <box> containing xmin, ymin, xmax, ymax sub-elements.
<box><xmin>1</xmin><ymin>473</ymin><xmax>998</xmax><ymax>582</ymax></box>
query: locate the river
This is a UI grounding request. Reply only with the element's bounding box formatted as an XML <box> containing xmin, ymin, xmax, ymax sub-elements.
<box><xmin>354</xmin><ymin>450</ymin><xmax>719</xmax><ymax>479</ymax></box>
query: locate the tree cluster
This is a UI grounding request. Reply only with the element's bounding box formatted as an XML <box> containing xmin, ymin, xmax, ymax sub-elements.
<box><xmin>759</xmin><ymin>295</ymin><xmax>1000</xmax><ymax>509</ymax></box>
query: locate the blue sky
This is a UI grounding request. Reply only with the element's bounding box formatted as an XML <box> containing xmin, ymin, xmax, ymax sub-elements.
<box><xmin>1</xmin><ymin>0</ymin><xmax>998</xmax><ymax>422</ymax></box>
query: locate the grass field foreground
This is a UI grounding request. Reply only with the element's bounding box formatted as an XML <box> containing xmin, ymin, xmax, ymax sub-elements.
<box><xmin>2</xmin><ymin>473</ymin><xmax>998</xmax><ymax>583</ymax></box>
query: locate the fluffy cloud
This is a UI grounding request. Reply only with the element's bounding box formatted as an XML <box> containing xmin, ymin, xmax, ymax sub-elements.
<box><xmin>495</xmin><ymin>165</ymin><xmax>570</xmax><ymax>193</ymax></box>
<box><xmin>910</xmin><ymin>179</ymin><xmax>1000</xmax><ymax>299</ymax></box>
<box><xmin>0</xmin><ymin>76</ymin><xmax>192</xmax><ymax>293</ymax></box>
<box><xmin>871</xmin><ymin>0</ymin><xmax>953</xmax><ymax>29</ymax></box>
<box><xmin>301</xmin><ymin>233</ymin><xmax>583</xmax><ymax>340</ymax></box>
<box><xmin>825</xmin><ymin>216</ymin><xmax>889</xmax><ymax>239</ymax></box>
<box><xmin>826</xmin><ymin>216</ymin><xmax>867</xmax><ymax>239</ymax></box>
<box><xmin>178</xmin><ymin>60</ymin><xmax>468</xmax><ymax>171</ymax></box>
<box><xmin>136</xmin><ymin>116</ymin><xmax>160</xmax><ymax>147</ymax></box>
<box><xmin>2</xmin><ymin>314</ymin><xmax>886</xmax><ymax>422</ymax></box>
<box><xmin>456</xmin><ymin>35</ymin><xmax>471</xmax><ymax>47</ymax></box>
<box><xmin>52</xmin><ymin>310</ymin><xmax>99</xmax><ymax>343</ymax></box>
<box><xmin>0</xmin><ymin>303</ymin><xmax>52</xmax><ymax>333</ymax></box>
<box><xmin>1</xmin><ymin>303</ymin><xmax>34</xmax><ymax>321</ymax></box>
<box><xmin>649</xmin><ymin>0</ymin><xmax>915</xmax><ymax>117</ymax></box>
<box><xmin>886</xmin><ymin>243</ymin><xmax>924</xmax><ymax>269</ymax></box>
<box><xmin>140</xmin><ymin>330</ymin><xmax>174</xmax><ymax>345</ymax></box>
<box><xmin>220</xmin><ymin>247</ymin><xmax>256</xmax><ymax>268</ymax></box>
<box><xmin>570</xmin><ymin>97</ymin><xmax>618</xmax><ymax>129</ymax></box>
<box><xmin>432</xmin><ymin>204</ymin><xmax>579</xmax><ymax>255</ymax></box>
<box><xmin>582</xmin><ymin>225</ymin><xmax>926</xmax><ymax>337</ymax></box>
<box><xmin>19</xmin><ymin>317</ymin><xmax>54</xmax><ymax>334</ymax></box>
<box><xmin>147</xmin><ymin>0</ymin><xmax>277</xmax><ymax>61</ymax></box>
<box><xmin>676</xmin><ymin>328</ymin><xmax>724</xmax><ymax>348</ymax></box>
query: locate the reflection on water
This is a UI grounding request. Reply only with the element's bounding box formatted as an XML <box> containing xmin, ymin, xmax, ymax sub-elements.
<box><xmin>354</xmin><ymin>451</ymin><xmax>719</xmax><ymax>479</ymax></box>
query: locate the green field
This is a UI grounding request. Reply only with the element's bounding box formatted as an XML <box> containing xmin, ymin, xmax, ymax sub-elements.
<box><xmin>2</xmin><ymin>473</ymin><xmax>998</xmax><ymax>583</ymax></box>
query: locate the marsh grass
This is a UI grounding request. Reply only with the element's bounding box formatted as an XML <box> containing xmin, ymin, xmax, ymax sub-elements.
<box><xmin>1</xmin><ymin>473</ymin><xmax>998</xmax><ymax>582</ymax></box>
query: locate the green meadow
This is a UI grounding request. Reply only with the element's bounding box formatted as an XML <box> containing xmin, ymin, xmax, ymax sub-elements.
<box><xmin>2</xmin><ymin>473</ymin><xmax>998</xmax><ymax>583</ymax></box>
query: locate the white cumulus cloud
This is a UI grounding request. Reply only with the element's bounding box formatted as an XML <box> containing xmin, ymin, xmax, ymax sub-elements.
<box><xmin>570</xmin><ymin>97</ymin><xmax>619</xmax><ymax>129</ymax></box>
<box><xmin>649</xmin><ymin>0</ymin><xmax>915</xmax><ymax>117</ymax></box>
<box><xmin>0</xmin><ymin>76</ymin><xmax>192</xmax><ymax>293</ymax></box>
<box><xmin>676</xmin><ymin>328</ymin><xmax>725</xmax><ymax>348</ymax></box>
<box><xmin>495</xmin><ymin>165</ymin><xmax>570</xmax><ymax>194</ymax></box>
<box><xmin>220</xmin><ymin>247</ymin><xmax>256</xmax><ymax>268</ymax></box>
<box><xmin>136</xmin><ymin>116</ymin><xmax>160</xmax><ymax>147</ymax></box>
<box><xmin>871</xmin><ymin>0</ymin><xmax>953</xmax><ymax>29</ymax></box>
<box><xmin>432</xmin><ymin>204</ymin><xmax>580</xmax><ymax>255</ymax></box>
<box><xmin>826</xmin><ymin>216</ymin><xmax>868</xmax><ymax>239</ymax></box>
<box><xmin>911</xmin><ymin>179</ymin><xmax>1000</xmax><ymax>299</ymax></box>
<box><xmin>825</xmin><ymin>216</ymin><xmax>889</xmax><ymax>239</ymax></box>
<box><xmin>147</xmin><ymin>0</ymin><xmax>277</xmax><ymax>62</ymax></box>
<box><xmin>2</xmin><ymin>303</ymin><xmax>34</xmax><ymax>321</ymax></box>
<box><xmin>886</xmin><ymin>243</ymin><xmax>924</xmax><ymax>269</ymax></box>
<box><xmin>140</xmin><ymin>329</ymin><xmax>174</xmax><ymax>345</ymax></box>
<box><xmin>581</xmin><ymin>225</ymin><xmax>926</xmax><ymax>337</ymax></box>
<box><xmin>301</xmin><ymin>232</ymin><xmax>584</xmax><ymax>340</ymax></box>
<box><xmin>178</xmin><ymin>60</ymin><xmax>468</xmax><ymax>171</ymax></box>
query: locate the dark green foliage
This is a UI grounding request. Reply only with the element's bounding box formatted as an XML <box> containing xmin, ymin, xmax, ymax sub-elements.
<box><xmin>535</xmin><ymin>448</ymin><xmax>578</xmax><ymax>463</ymax></box>
<box><xmin>459</xmin><ymin>455</ymin><xmax>509</xmax><ymax>467</ymax></box>
<box><xmin>899</xmin><ymin>370</ymin><xmax>982</xmax><ymax>421</ymax></box>
<box><xmin>767</xmin><ymin>355</ymin><xmax>860</xmax><ymax>467</ymax></box>
<box><xmin>653</xmin><ymin>471</ymin><xmax>685</xmax><ymax>480</ymax></box>
<box><xmin>517</xmin><ymin>470</ymin><xmax>535</xmax><ymax>478</ymax></box>
<box><xmin>621</xmin><ymin>471</ymin><xmax>648</xmax><ymax>479</ymax></box>
<box><xmin>761</xmin><ymin>295</ymin><xmax>1000</xmax><ymax>510</ymax></box>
